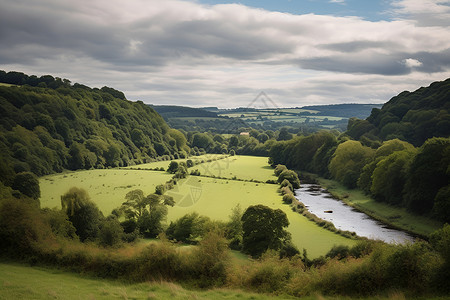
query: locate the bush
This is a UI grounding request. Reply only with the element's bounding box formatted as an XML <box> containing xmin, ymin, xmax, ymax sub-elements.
<box><xmin>280</xmin><ymin>179</ymin><xmax>294</xmax><ymax>192</ymax></box>
<box><xmin>0</xmin><ymin>197</ymin><xmax>54</xmax><ymax>257</ymax></box>
<box><xmin>98</xmin><ymin>217</ymin><xmax>124</xmax><ymax>247</ymax></box>
<box><xmin>189</xmin><ymin>231</ymin><xmax>230</xmax><ymax>287</ymax></box>
<box><xmin>282</xmin><ymin>193</ymin><xmax>296</xmax><ymax>204</ymax></box>
<box><xmin>274</xmin><ymin>164</ymin><xmax>287</xmax><ymax>176</ymax></box>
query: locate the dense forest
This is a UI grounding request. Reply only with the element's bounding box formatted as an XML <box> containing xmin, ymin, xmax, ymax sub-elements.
<box><xmin>347</xmin><ymin>78</ymin><xmax>450</xmax><ymax>146</ymax></box>
<box><xmin>0</xmin><ymin>71</ymin><xmax>192</xmax><ymax>188</ymax></box>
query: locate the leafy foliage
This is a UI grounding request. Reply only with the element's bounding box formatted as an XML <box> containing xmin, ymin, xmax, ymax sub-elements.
<box><xmin>357</xmin><ymin>78</ymin><xmax>450</xmax><ymax>146</ymax></box>
<box><xmin>0</xmin><ymin>71</ymin><xmax>181</xmax><ymax>193</ymax></box>
<box><xmin>61</xmin><ymin>187</ymin><xmax>103</xmax><ymax>242</ymax></box>
<box><xmin>241</xmin><ymin>205</ymin><xmax>290</xmax><ymax>257</ymax></box>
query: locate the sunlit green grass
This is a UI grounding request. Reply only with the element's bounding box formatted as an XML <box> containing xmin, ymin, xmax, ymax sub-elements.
<box><xmin>166</xmin><ymin>176</ymin><xmax>356</xmax><ymax>258</ymax></box>
<box><xmin>40</xmin><ymin>156</ymin><xmax>355</xmax><ymax>258</ymax></box>
<box><xmin>0</xmin><ymin>263</ymin><xmax>297</xmax><ymax>300</ymax></box>
<box><xmin>195</xmin><ymin>155</ymin><xmax>277</xmax><ymax>182</ymax></box>
<box><xmin>40</xmin><ymin>169</ymin><xmax>173</xmax><ymax>215</ymax></box>
<box><xmin>125</xmin><ymin>154</ymin><xmax>227</xmax><ymax>170</ymax></box>
<box><xmin>317</xmin><ymin>177</ymin><xmax>443</xmax><ymax>237</ymax></box>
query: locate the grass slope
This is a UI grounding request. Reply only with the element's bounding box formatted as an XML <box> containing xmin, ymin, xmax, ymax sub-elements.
<box><xmin>0</xmin><ymin>262</ymin><xmax>297</xmax><ymax>300</ymax></box>
<box><xmin>166</xmin><ymin>177</ymin><xmax>355</xmax><ymax>257</ymax></box>
<box><xmin>39</xmin><ymin>169</ymin><xmax>173</xmax><ymax>215</ymax></box>
<box><xmin>317</xmin><ymin>177</ymin><xmax>443</xmax><ymax>237</ymax></box>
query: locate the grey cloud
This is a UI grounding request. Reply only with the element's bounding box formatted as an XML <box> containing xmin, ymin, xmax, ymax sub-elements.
<box><xmin>295</xmin><ymin>49</ymin><xmax>450</xmax><ymax>76</ymax></box>
<box><xmin>321</xmin><ymin>41</ymin><xmax>400</xmax><ymax>53</ymax></box>
<box><xmin>297</xmin><ymin>54</ymin><xmax>412</xmax><ymax>75</ymax></box>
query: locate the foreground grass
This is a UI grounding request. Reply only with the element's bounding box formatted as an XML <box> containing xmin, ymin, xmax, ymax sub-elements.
<box><xmin>316</xmin><ymin>177</ymin><xmax>443</xmax><ymax>238</ymax></box>
<box><xmin>2</xmin><ymin>262</ymin><xmax>444</xmax><ymax>300</ymax></box>
<box><xmin>194</xmin><ymin>155</ymin><xmax>277</xmax><ymax>182</ymax></box>
<box><xmin>40</xmin><ymin>169</ymin><xmax>173</xmax><ymax>214</ymax></box>
<box><xmin>166</xmin><ymin>176</ymin><xmax>356</xmax><ymax>258</ymax></box>
<box><xmin>0</xmin><ymin>262</ymin><xmax>297</xmax><ymax>300</ymax></box>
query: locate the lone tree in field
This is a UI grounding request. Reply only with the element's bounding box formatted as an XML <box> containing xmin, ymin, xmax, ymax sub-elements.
<box><xmin>241</xmin><ymin>204</ymin><xmax>290</xmax><ymax>257</ymax></box>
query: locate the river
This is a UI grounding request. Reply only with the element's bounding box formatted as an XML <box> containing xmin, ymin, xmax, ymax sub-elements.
<box><xmin>294</xmin><ymin>184</ymin><xmax>415</xmax><ymax>243</ymax></box>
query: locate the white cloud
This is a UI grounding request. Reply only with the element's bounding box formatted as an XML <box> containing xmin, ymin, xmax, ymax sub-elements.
<box><xmin>0</xmin><ymin>0</ymin><xmax>449</xmax><ymax>107</ymax></box>
<box><xmin>390</xmin><ymin>0</ymin><xmax>450</xmax><ymax>25</ymax></box>
<box><xmin>403</xmin><ymin>58</ymin><xmax>423</xmax><ymax>68</ymax></box>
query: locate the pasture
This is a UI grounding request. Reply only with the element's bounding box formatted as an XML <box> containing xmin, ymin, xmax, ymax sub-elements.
<box><xmin>124</xmin><ymin>154</ymin><xmax>227</xmax><ymax>170</ymax></box>
<box><xmin>39</xmin><ymin>156</ymin><xmax>356</xmax><ymax>258</ymax></box>
<box><xmin>39</xmin><ymin>169</ymin><xmax>173</xmax><ymax>215</ymax></box>
<box><xmin>194</xmin><ymin>155</ymin><xmax>276</xmax><ymax>182</ymax></box>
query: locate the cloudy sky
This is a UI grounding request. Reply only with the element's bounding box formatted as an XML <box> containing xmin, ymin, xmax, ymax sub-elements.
<box><xmin>1</xmin><ymin>0</ymin><xmax>449</xmax><ymax>108</ymax></box>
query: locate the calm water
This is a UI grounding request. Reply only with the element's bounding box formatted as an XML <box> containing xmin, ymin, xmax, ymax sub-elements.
<box><xmin>294</xmin><ymin>184</ymin><xmax>415</xmax><ymax>243</ymax></box>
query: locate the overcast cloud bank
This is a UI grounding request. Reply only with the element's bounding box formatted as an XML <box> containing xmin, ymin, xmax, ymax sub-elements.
<box><xmin>0</xmin><ymin>0</ymin><xmax>449</xmax><ymax>107</ymax></box>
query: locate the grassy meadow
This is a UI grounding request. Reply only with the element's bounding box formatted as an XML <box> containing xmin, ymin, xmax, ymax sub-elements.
<box><xmin>124</xmin><ymin>154</ymin><xmax>227</xmax><ymax>171</ymax></box>
<box><xmin>39</xmin><ymin>169</ymin><xmax>173</xmax><ymax>215</ymax></box>
<box><xmin>194</xmin><ymin>155</ymin><xmax>277</xmax><ymax>182</ymax></box>
<box><xmin>39</xmin><ymin>155</ymin><xmax>356</xmax><ymax>258</ymax></box>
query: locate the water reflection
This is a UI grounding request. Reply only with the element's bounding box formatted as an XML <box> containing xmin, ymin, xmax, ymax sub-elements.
<box><xmin>295</xmin><ymin>184</ymin><xmax>415</xmax><ymax>243</ymax></box>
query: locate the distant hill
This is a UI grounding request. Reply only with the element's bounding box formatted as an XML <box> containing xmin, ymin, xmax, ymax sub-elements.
<box><xmin>300</xmin><ymin>104</ymin><xmax>383</xmax><ymax>119</ymax></box>
<box><xmin>0</xmin><ymin>70</ymin><xmax>186</xmax><ymax>186</ymax></box>
<box><xmin>151</xmin><ymin>105</ymin><xmax>219</xmax><ymax>119</ymax></box>
<box><xmin>347</xmin><ymin>78</ymin><xmax>450</xmax><ymax>146</ymax></box>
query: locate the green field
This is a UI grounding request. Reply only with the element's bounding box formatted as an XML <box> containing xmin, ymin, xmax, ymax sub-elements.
<box><xmin>125</xmin><ymin>154</ymin><xmax>227</xmax><ymax>170</ymax></box>
<box><xmin>166</xmin><ymin>176</ymin><xmax>355</xmax><ymax>257</ymax></box>
<box><xmin>39</xmin><ymin>156</ymin><xmax>355</xmax><ymax>258</ymax></box>
<box><xmin>39</xmin><ymin>169</ymin><xmax>173</xmax><ymax>215</ymax></box>
<box><xmin>195</xmin><ymin>155</ymin><xmax>276</xmax><ymax>182</ymax></box>
<box><xmin>0</xmin><ymin>263</ymin><xmax>298</xmax><ymax>300</ymax></box>
<box><xmin>317</xmin><ymin>177</ymin><xmax>443</xmax><ymax>237</ymax></box>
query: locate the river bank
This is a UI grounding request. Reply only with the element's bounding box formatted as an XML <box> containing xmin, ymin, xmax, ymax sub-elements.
<box><xmin>299</xmin><ymin>172</ymin><xmax>443</xmax><ymax>239</ymax></box>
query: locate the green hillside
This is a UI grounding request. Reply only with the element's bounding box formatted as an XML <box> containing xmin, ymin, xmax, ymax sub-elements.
<box><xmin>0</xmin><ymin>71</ymin><xmax>188</xmax><ymax>188</ymax></box>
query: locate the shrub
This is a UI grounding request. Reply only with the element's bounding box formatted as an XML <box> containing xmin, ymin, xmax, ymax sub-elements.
<box><xmin>189</xmin><ymin>231</ymin><xmax>230</xmax><ymax>287</ymax></box>
<box><xmin>274</xmin><ymin>164</ymin><xmax>287</xmax><ymax>176</ymax></box>
<box><xmin>98</xmin><ymin>217</ymin><xmax>124</xmax><ymax>247</ymax></box>
<box><xmin>282</xmin><ymin>193</ymin><xmax>296</xmax><ymax>204</ymax></box>
<box><xmin>280</xmin><ymin>179</ymin><xmax>294</xmax><ymax>192</ymax></box>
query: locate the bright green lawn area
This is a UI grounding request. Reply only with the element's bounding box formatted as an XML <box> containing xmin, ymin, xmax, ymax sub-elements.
<box><xmin>318</xmin><ymin>177</ymin><xmax>443</xmax><ymax>237</ymax></box>
<box><xmin>194</xmin><ymin>155</ymin><xmax>277</xmax><ymax>182</ymax></box>
<box><xmin>40</xmin><ymin>169</ymin><xmax>173</xmax><ymax>215</ymax></box>
<box><xmin>166</xmin><ymin>176</ymin><xmax>355</xmax><ymax>258</ymax></box>
<box><xmin>125</xmin><ymin>154</ymin><xmax>227</xmax><ymax>170</ymax></box>
<box><xmin>0</xmin><ymin>263</ymin><xmax>297</xmax><ymax>300</ymax></box>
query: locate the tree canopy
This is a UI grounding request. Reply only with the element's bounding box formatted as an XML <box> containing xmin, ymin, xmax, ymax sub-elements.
<box><xmin>241</xmin><ymin>205</ymin><xmax>290</xmax><ymax>257</ymax></box>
